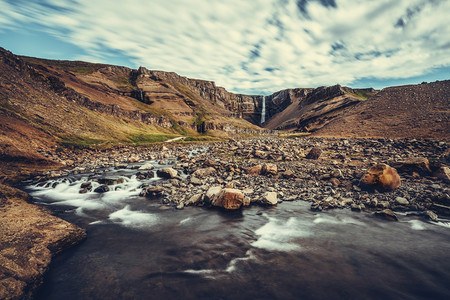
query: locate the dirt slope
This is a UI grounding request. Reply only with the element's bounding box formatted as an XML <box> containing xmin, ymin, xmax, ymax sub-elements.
<box><xmin>313</xmin><ymin>81</ymin><xmax>450</xmax><ymax>139</ymax></box>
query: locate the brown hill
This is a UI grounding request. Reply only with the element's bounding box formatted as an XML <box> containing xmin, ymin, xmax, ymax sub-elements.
<box><xmin>264</xmin><ymin>85</ymin><xmax>377</xmax><ymax>131</ymax></box>
<box><xmin>312</xmin><ymin>81</ymin><xmax>450</xmax><ymax>139</ymax></box>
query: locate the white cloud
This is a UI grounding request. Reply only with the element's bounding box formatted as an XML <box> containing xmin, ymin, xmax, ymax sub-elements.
<box><xmin>0</xmin><ymin>0</ymin><xmax>449</xmax><ymax>94</ymax></box>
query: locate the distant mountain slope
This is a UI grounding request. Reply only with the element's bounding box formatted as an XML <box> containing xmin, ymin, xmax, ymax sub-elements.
<box><xmin>312</xmin><ymin>80</ymin><xmax>450</xmax><ymax>139</ymax></box>
<box><xmin>264</xmin><ymin>85</ymin><xmax>377</xmax><ymax>131</ymax></box>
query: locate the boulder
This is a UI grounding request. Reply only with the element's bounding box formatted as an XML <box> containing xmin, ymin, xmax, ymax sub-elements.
<box><xmin>204</xmin><ymin>186</ymin><xmax>223</xmax><ymax>203</ymax></box>
<box><xmin>433</xmin><ymin>166</ymin><xmax>450</xmax><ymax>183</ymax></box>
<box><xmin>262</xmin><ymin>163</ymin><xmax>278</xmax><ymax>175</ymax></box>
<box><xmin>140</xmin><ymin>186</ymin><xmax>164</xmax><ymax>197</ymax></box>
<box><xmin>192</xmin><ymin>167</ymin><xmax>216</xmax><ymax>178</ymax></box>
<box><xmin>157</xmin><ymin>168</ymin><xmax>178</xmax><ymax>179</ymax></box>
<box><xmin>185</xmin><ymin>193</ymin><xmax>203</xmax><ymax>206</ymax></box>
<box><xmin>306</xmin><ymin>147</ymin><xmax>322</xmax><ymax>159</ymax></box>
<box><xmin>360</xmin><ymin>164</ymin><xmax>401</xmax><ymax>190</ymax></box>
<box><xmin>94</xmin><ymin>185</ymin><xmax>109</xmax><ymax>193</ymax></box>
<box><xmin>98</xmin><ymin>177</ymin><xmax>124</xmax><ymax>185</ymax></box>
<box><xmin>254</xmin><ymin>150</ymin><xmax>268</xmax><ymax>159</ymax></box>
<box><xmin>136</xmin><ymin>171</ymin><xmax>154</xmax><ymax>180</ymax></box>
<box><xmin>393</xmin><ymin>157</ymin><xmax>432</xmax><ymax>175</ymax></box>
<box><xmin>281</xmin><ymin>170</ymin><xmax>295</xmax><ymax>178</ymax></box>
<box><xmin>395</xmin><ymin>197</ymin><xmax>409</xmax><ymax>205</ymax></box>
<box><xmin>258</xmin><ymin>192</ymin><xmax>278</xmax><ymax>205</ymax></box>
<box><xmin>247</xmin><ymin>165</ymin><xmax>262</xmax><ymax>175</ymax></box>
<box><xmin>139</xmin><ymin>163</ymin><xmax>154</xmax><ymax>170</ymax></box>
<box><xmin>211</xmin><ymin>188</ymin><xmax>244</xmax><ymax>210</ymax></box>
<box><xmin>374</xmin><ymin>209</ymin><xmax>398</xmax><ymax>221</ymax></box>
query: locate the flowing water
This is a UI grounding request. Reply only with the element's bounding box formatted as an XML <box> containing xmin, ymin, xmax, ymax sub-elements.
<box><xmin>261</xmin><ymin>96</ymin><xmax>266</xmax><ymax>124</ymax></box>
<box><xmin>23</xmin><ymin>160</ymin><xmax>450</xmax><ymax>300</ymax></box>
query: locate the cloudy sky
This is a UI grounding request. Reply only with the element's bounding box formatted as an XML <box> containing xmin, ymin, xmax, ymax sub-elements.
<box><xmin>0</xmin><ymin>0</ymin><xmax>449</xmax><ymax>94</ymax></box>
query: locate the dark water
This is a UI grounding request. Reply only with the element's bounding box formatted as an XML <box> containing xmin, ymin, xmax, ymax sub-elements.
<box><xmin>24</xmin><ymin>163</ymin><xmax>450</xmax><ymax>300</ymax></box>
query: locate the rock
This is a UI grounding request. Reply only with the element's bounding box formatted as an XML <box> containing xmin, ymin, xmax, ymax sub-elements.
<box><xmin>329</xmin><ymin>178</ymin><xmax>340</xmax><ymax>186</ymax></box>
<box><xmin>190</xmin><ymin>177</ymin><xmax>202</xmax><ymax>185</ymax></box>
<box><xmin>98</xmin><ymin>178</ymin><xmax>124</xmax><ymax>185</ymax></box>
<box><xmin>247</xmin><ymin>165</ymin><xmax>262</xmax><ymax>175</ymax></box>
<box><xmin>185</xmin><ymin>193</ymin><xmax>203</xmax><ymax>206</ymax></box>
<box><xmin>211</xmin><ymin>188</ymin><xmax>244</xmax><ymax>210</ymax></box>
<box><xmin>351</xmin><ymin>203</ymin><xmax>362</xmax><ymax>212</ymax></box>
<box><xmin>176</xmin><ymin>202</ymin><xmax>184</xmax><ymax>210</ymax></box>
<box><xmin>258</xmin><ymin>192</ymin><xmax>278</xmax><ymax>205</ymax></box>
<box><xmin>433</xmin><ymin>166</ymin><xmax>450</xmax><ymax>183</ymax></box>
<box><xmin>139</xmin><ymin>163</ymin><xmax>154</xmax><ymax>170</ymax></box>
<box><xmin>80</xmin><ymin>182</ymin><xmax>92</xmax><ymax>189</ymax></box>
<box><xmin>306</xmin><ymin>147</ymin><xmax>322</xmax><ymax>159</ymax></box>
<box><xmin>395</xmin><ymin>197</ymin><xmax>409</xmax><ymax>205</ymax></box>
<box><xmin>157</xmin><ymin>168</ymin><xmax>178</xmax><ymax>179</ymax></box>
<box><xmin>254</xmin><ymin>150</ymin><xmax>268</xmax><ymax>159</ymax></box>
<box><xmin>374</xmin><ymin>209</ymin><xmax>398</xmax><ymax>221</ymax></box>
<box><xmin>424</xmin><ymin>210</ymin><xmax>438</xmax><ymax>222</ymax></box>
<box><xmin>393</xmin><ymin>157</ymin><xmax>432</xmax><ymax>175</ymax></box>
<box><xmin>203</xmin><ymin>159</ymin><xmax>216</xmax><ymax>167</ymax></box>
<box><xmin>360</xmin><ymin>164</ymin><xmax>401</xmax><ymax>190</ymax></box>
<box><xmin>136</xmin><ymin>171</ymin><xmax>154</xmax><ymax>180</ymax></box>
<box><xmin>204</xmin><ymin>186</ymin><xmax>223</xmax><ymax>203</ymax></box>
<box><xmin>140</xmin><ymin>186</ymin><xmax>164</xmax><ymax>197</ymax></box>
<box><xmin>94</xmin><ymin>185</ymin><xmax>109</xmax><ymax>193</ymax></box>
<box><xmin>281</xmin><ymin>170</ymin><xmax>295</xmax><ymax>178</ymax></box>
<box><xmin>0</xmin><ymin>184</ymin><xmax>86</xmax><ymax>300</ymax></box>
<box><xmin>192</xmin><ymin>167</ymin><xmax>216</xmax><ymax>178</ymax></box>
<box><xmin>262</xmin><ymin>163</ymin><xmax>278</xmax><ymax>175</ymax></box>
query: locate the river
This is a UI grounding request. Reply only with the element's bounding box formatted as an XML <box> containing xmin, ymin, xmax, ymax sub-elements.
<box><xmin>23</xmin><ymin>159</ymin><xmax>450</xmax><ymax>300</ymax></box>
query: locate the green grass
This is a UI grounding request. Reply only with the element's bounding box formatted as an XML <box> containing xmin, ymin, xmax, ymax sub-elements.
<box><xmin>128</xmin><ymin>133</ymin><xmax>179</xmax><ymax>144</ymax></box>
<box><xmin>348</xmin><ymin>89</ymin><xmax>378</xmax><ymax>100</ymax></box>
<box><xmin>58</xmin><ymin>135</ymin><xmax>106</xmax><ymax>148</ymax></box>
<box><xmin>279</xmin><ymin>132</ymin><xmax>311</xmax><ymax>139</ymax></box>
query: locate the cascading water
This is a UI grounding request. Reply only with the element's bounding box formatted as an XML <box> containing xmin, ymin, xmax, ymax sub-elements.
<box><xmin>261</xmin><ymin>96</ymin><xmax>266</xmax><ymax>124</ymax></box>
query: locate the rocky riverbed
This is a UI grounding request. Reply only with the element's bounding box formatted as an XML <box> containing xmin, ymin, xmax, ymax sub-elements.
<box><xmin>31</xmin><ymin>137</ymin><xmax>450</xmax><ymax>220</ymax></box>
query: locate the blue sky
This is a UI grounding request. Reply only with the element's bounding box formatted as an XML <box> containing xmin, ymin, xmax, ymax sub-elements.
<box><xmin>0</xmin><ymin>0</ymin><xmax>449</xmax><ymax>95</ymax></box>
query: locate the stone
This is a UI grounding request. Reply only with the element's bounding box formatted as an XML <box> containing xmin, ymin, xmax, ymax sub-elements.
<box><xmin>433</xmin><ymin>166</ymin><xmax>450</xmax><ymax>183</ymax></box>
<box><xmin>259</xmin><ymin>192</ymin><xmax>278</xmax><ymax>205</ymax></box>
<box><xmin>351</xmin><ymin>203</ymin><xmax>362</xmax><ymax>212</ymax></box>
<box><xmin>157</xmin><ymin>168</ymin><xmax>178</xmax><ymax>179</ymax></box>
<box><xmin>281</xmin><ymin>170</ymin><xmax>295</xmax><ymax>178</ymax></box>
<box><xmin>306</xmin><ymin>147</ymin><xmax>322</xmax><ymax>159</ymax></box>
<box><xmin>136</xmin><ymin>171</ymin><xmax>154</xmax><ymax>180</ymax></box>
<box><xmin>262</xmin><ymin>163</ymin><xmax>278</xmax><ymax>175</ymax></box>
<box><xmin>192</xmin><ymin>167</ymin><xmax>216</xmax><ymax>178</ymax></box>
<box><xmin>140</xmin><ymin>186</ymin><xmax>164</xmax><ymax>197</ymax></box>
<box><xmin>247</xmin><ymin>165</ymin><xmax>262</xmax><ymax>175</ymax></box>
<box><xmin>98</xmin><ymin>178</ymin><xmax>123</xmax><ymax>185</ymax></box>
<box><xmin>329</xmin><ymin>178</ymin><xmax>340</xmax><ymax>187</ymax></box>
<box><xmin>185</xmin><ymin>193</ymin><xmax>203</xmax><ymax>206</ymax></box>
<box><xmin>94</xmin><ymin>185</ymin><xmax>109</xmax><ymax>193</ymax></box>
<box><xmin>395</xmin><ymin>197</ymin><xmax>409</xmax><ymax>205</ymax></box>
<box><xmin>203</xmin><ymin>159</ymin><xmax>216</xmax><ymax>167</ymax></box>
<box><xmin>424</xmin><ymin>210</ymin><xmax>438</xmax><ymax>222</ymax></box>
<box><xmin>80</xmin><ymin>182</ymin><xmax>92</xmax><ymax>189</ymax></box>
<box><xmin>360</xmin><ymin>164</ymin><xmax>401</xmax><ymax>190</ymax></box>
<box><xmin>374</xmin><ymin>209</ymin><xmax>398</xmax><ymax>221</ymax></box>
<box><xmin>204</xmin><ymin>186</ymin><xmax>223</xmax><ymax>203</ymax></box>
<box><xmin>393</xmin><ymin>157</ymin><xmax>432</xmax><ymax>175</ymax></box>
<box><xmin>211</xmin><ymin>188</ymin><xmax>244</xmax><ymax>210</ymax></box>
<box><xmin>254</xmin><ymin>150</ymin><xmax>267</xmax><ymax>159</ymax></box>
<box><xmin>190</xmin><ymin>177</ymin><xmax>202</xmax><ymax>185</ymax></box>
<box><xmin>139</xmin><ymin>163</ymin><xmax>154</xmax><ymax>170</ymax></box>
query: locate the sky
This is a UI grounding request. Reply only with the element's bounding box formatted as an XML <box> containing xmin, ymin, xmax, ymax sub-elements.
<box><xmin>0</xmin><ymin>0</ymin><xmax>449</xmax><ymax>95</ymax></box>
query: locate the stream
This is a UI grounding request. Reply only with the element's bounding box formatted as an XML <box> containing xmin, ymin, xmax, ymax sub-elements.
<box><xmin>22</xmin><ymin>158</ymin><xmax>450</xmax><ymax>300</ymax></box>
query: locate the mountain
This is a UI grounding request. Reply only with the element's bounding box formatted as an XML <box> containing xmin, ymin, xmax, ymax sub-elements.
<box><xmin>312</xmin><ymin>80</ymin><xmax>450</xmax><ymax>139</ymax></box>
<box><xmin>262</xmin><ymin>85</ymin><xmax>378</xmax><ymax>131</ymax></box>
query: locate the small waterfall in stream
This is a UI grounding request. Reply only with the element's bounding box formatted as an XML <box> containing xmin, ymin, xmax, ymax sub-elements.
<box><xmin>261</xmin><ymin>96</ymin><xmax>266</xmax><ymax>124</ymax></box>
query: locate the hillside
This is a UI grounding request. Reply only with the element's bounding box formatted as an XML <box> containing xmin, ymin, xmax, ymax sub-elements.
<box><xmin>312</xmin><ymin>81</ymin><xmax>450</xmax><ymax>139</ymax></box>
<box><xmin>263</xmin><ymin>85</ymin><xmax>377</xmax><ymax>131</ymax></box>
<box><xmin>0</xmin><ymin>47</ymin><xmax>263</xmax><ymax>165</ymax></box>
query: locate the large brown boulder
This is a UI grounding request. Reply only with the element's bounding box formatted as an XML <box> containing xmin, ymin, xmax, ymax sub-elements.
<box><xmin>306</xmin><ymin>147</ymin><xmax>322</xmax><ymax>159</ymax></box>
<box><xmin>360</xmin><ymin>164</ymin><xmax>401</xmax><ymax>190</ymax></box>
<box><xmin>211</xmin><ymin>188</ymin><xmax>244</xmax><ymax>210</ymax></box>
<box><xmin>156</xmin><ymin>168</ymin><xmax>178</xmax><ymax>179</ymax></box>
<box><xmin>247</xmin><ymin>165</ymin><xmax>262</xmax><ymax>175</ymax></box>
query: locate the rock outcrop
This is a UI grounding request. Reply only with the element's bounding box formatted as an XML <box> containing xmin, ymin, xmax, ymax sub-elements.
<box><xmin>0</xmin><ymin>184</ymin><xmax>86</xmax><ymax>299</ymax></box>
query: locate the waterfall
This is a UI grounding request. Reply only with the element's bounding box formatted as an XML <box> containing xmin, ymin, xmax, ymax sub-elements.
<box><xmin>261</xmin><ymin>96</ymin><xmax>266</xmax><ymax>124</ymax></box>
